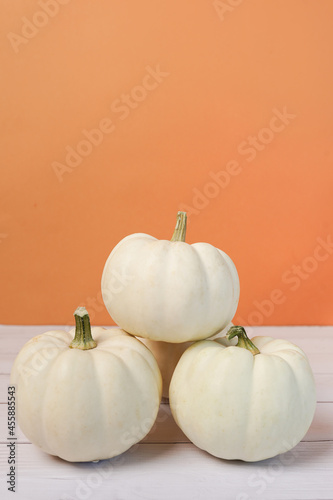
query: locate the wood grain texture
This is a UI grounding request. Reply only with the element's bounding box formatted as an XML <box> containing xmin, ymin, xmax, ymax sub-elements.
<box><xmin>1</xmin><ymin>401</ymin><xmax>333</xmax><ymax>445</ymax></box>
<box><xmin>0</xmin><ymin>442</ymin><xmax>333</xmax><ymax>500</ymax></box>
<box><xmin>0</xmin><ymin>325</ymin><xmax>332</xmax><ymax>500</ymax></box>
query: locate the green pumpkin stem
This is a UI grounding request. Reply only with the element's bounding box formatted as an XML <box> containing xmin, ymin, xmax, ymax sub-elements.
<box><xmin>170</xmin><ymin>212</ymin><xmax>187</xmax><ymax>242</ymax></box>
<box><xmin>70</xmin><ymin>307</ymin><xmax>97</xmax><ymax>350</ymax></box>
<box><xmin>227</xmin><ymin>325</ymin><xmax>260</xmax><ymax>356</ymax></box>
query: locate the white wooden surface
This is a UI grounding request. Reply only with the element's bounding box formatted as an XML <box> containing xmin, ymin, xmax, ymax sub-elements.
<box><xmin>0</xmin><ymin>325</ymin><xmax>332</xmax><ymax>500</ymax></box>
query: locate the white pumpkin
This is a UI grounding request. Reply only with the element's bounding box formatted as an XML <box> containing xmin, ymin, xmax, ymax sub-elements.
<box><xmin>140</xmin><ymin>323</ymin><xmax>234</xmax><ymax>399</ymax></box>
<box><xmin>102</xmin><ymin>212</ymin><xmax>240</xmax><ymax>343</ymax></box>
<box><xmin>169</xmin><ymin>326</ymin><xmax>316</xmax><ymax>462</ymax></box>
<box><xmin>10</xmin><ymin>307</ymin><xmax>162</xmax><ymax>462</ymax></box>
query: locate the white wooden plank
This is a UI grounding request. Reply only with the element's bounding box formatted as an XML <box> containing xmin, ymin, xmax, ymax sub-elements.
<box><xmin>243</xmin><ymin>325</ymin><xmax>333</xmax><ymax>340</ymax></box>
<box><xmin>0</xmin><ymin>326</ymin><xmax>332</xmax><ymax>500</ymax></box>
<box><xmin>0</xmin><ymin>375</ymin><xmax>10</xmax><ymax>403</ymax></box>
<box><xmin>307</xmin><ymin>403</ymin><xmax>333</xmax><ymax>442</ymax></box>
<box><xmin>0</xmin><ymin>325</ymin><xmax>72</xmax><ymax>354</ymax></box>
<box><xmin>1</xmin><ymin>355</ymin><xmax>18</xmax><ymax>376</ymax></box>
<box><xmin>1</xmin><ymin>325</ymin><xmax>332</xmax><ymax>354</ymax></box>
<box><xmin>0</xmin><ymin>441</ymin><xmax>332</xmax><ymax>500</ymax></box>
<box><xmin>1</xmin><ymin>402</ymin><xmax>332</xmax><ymax>445</ymax></box>
<box><xmin>315</xmin><ymin>373</ymin><xmax>333</xmax><ymax>402</ymax></box>
<box><xmin>1</xmin><ymin>326</ymin><xmax>332</xmax><ymax>376</ymax></box>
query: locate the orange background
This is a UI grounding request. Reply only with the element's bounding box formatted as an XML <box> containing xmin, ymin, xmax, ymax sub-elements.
<box><xmin>1</xmin><ymin>0</ymin><xmax>332</xmax><ymax>326</ymax></box>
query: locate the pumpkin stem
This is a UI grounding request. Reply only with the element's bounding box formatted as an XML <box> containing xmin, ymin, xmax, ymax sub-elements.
<box><xmin>227</xmin><ymin>325</ymin><xmax>260</xmax><ymax>356</ymax></box>
<box><xmin>70</xmin><ymin>307</ymin><xmax>97</xmax><ymax>350</ymax></box>
<box><xmin>170</xmin><ymin>212</ymin><xmax>187</xmax><ymax>242</ymax></box>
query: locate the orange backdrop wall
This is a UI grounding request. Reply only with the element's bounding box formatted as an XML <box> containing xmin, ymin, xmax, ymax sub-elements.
<box><xmin>1</xmin><ymin>0</ymin><xmax>332</xmax><ymax>326</ymax></box>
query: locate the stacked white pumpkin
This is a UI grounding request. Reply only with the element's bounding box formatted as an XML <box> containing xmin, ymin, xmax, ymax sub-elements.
<box><xmin>101</xmin><ymin>211</ymin><xmax>240</xmax><ymax>398</ymax></box>
<box><xmin>11</xmin><ymin>308</ymin><xmax>162</xmax><ymax>462</ymax></box>
<box><xmin>11</xmin><ymin>212</ymin><xmax>316</xmax><ymax>463</ymax></box>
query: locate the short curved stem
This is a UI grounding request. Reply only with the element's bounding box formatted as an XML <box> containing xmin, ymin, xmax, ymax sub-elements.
<box><xmin>170</xmin><ymin>212</ymin><xmax>187</xmax><ymax>242</ymax></box>
<box><xmin>227</xmin><ymin>325</ymin><xmax>260</xmax><ymax>356</ymax></box>
<box><xmin>70</xmin><ymin>307</ymin><xmax>97</xmax><ymax>350</ymax></box>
